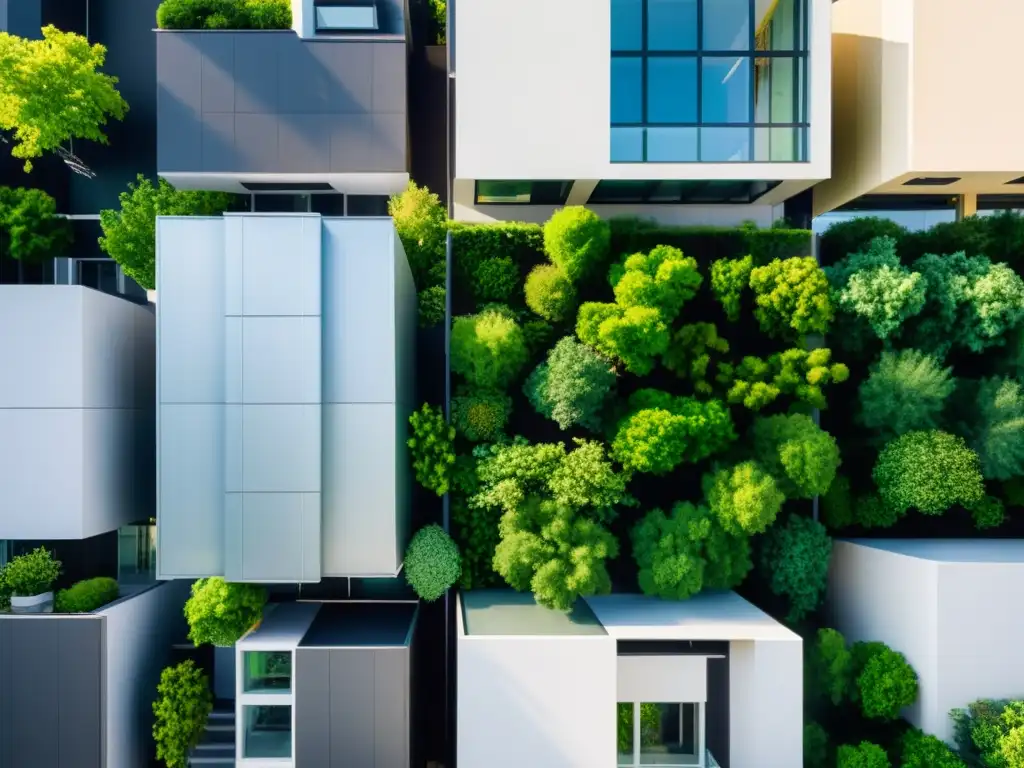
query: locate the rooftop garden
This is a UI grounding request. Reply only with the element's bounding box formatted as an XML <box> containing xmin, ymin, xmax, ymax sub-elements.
<box><xmin>156</xmin><ymin>0</ymin><xmax>292</xmax><ymax>30</ymax></box>
<box><xmin>0</xmin><ymin>548</ymin><xmax>121</xmax><ymax>613</ymax></box>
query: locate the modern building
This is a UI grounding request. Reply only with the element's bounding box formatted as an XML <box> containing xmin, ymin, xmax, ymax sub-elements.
<box><xmin>828</xmin><ymin>539</ymin><xmax>1024</xmax><ymax>744</ymax></box>
<box><xmin>457</xmin><ymin>589</ymin><xmax>802</xmax><ymax>768</ymax></box>
<box><xmin>451</xmin><ymin>0</ymin><xmax>832</xmax><ymax>225</ymax></box>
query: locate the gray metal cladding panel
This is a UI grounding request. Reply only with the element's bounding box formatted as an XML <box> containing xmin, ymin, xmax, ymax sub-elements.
<box><xmin>0</xmin><ymin>620</ymin><xmax>10</xmax><ymax>768</ymax></box>
<box><xmin>296</xmin><ymin>649</ymin><xmax>331</xmax><ymax>768</ymax></box>
<box><xmin>373</xmin><ymin>648</ymin><xmax>408</xmax><ymax>768</ymax></box>
<box><xmin>330</xmin><ymin>649</ymin><xmax>376</xmax><ymax>766</ymax></box>
<box><xmin>57</xmin><ymin>620</ymin><xmax>103</xmax><ymax>768</ymax></box>
<box><xmin>11</xmin><ymin>620</ymin><xmax>60</xmax><ymax>768</ymax></box>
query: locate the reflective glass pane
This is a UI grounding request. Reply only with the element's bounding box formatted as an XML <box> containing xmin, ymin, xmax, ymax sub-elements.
<box><xmin>648</xmin><ymin>57</ymin><xmax>698</xmax><ymax>123</ymax></box>
<box><xmin>617</xmin><ymin>702</ymin><xmax>634</xmax><ymax>765</ymax></box>
<box><xmin>647</xmin><ymin>127</ymin><xmax>698</xmax><ymax>161</ymax></box>
<box><xmin>476</xmin><ymin>181</ymin><xmax>533</xmax><ymax>203</ymax></box>
<box><xmin>637</xmin><ymin>703</ymin><xmax>694</xmax><ymax>766</ymax></box>
<box><xmin>243</xmin><ymin>651</ymin><xmax>292</xmax><ymax>693</ymax></box>
<box><xmin>701</xmin><ymin>127</ymin><xmax>751</xmax><ymax>161</ymax></box>
<box><xmin>611</xmin><ymin>127</ymin><xmax>645</xmax><ymax>161</ymax></box>
<box><xmin>768</xmin><ymin>127</ymin><xmax>802</xmax><ymax>161</ymax></box>
<box><xmin>702</xmin><ymin>0</ymin><xmax>750</xmax><ymax>50</ymax></box>
<box><xmin>243</xmin><ymin>705</ymin><xmax>292</xmax><ymax>758</ymax></box>
<box><xmin>768</xmin><ymin>56</ymin><xmax>796</xmax><ymax>122</ymax></box>
<box><xmin>648</xmin><ymin>0</ymin><xmax>697</xmax><ymax>50</ymax></box>
<box><xmin>611</xmin><ymin>0</ymin><xmax>643</xmax><ymax>51</ymax></box>
<box><xmin>763</xmin><ymin>0</ymin><xmax>797</xmax><ymax>51</ymax></box>
<box><xmin>612</xmin><ymin>57</ymin><xmax>643</xmax><ymax>122</ymax></box>
<box><xmin>701</xmin><ymin>57</ymin><xmax>751</xmax><ymax>123</ymax></box>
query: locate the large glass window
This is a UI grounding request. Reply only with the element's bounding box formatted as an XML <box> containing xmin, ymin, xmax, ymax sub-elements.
<box><xmin>243</xmin><ymin>651</ymin><xmax>292</xmax><ymax>693</ymax></box>
<box><xmin>610</xmin><ymin>0</ymin><xmax>808</xmax><ymax>162</ymax></box>
<box><xmin>617</xmin><ymin>702</ymin><xmax>702</xmax><ymax>767</ymax></box>
<box><xmin>243</xmin><ymin>705</ymin><xmax>292</xmax><ymax>759</ymax></box>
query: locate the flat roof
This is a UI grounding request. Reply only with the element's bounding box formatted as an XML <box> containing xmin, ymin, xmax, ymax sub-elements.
<box><xmin>461</xmin><ymin>590</ymin><xmax>607</xmax><ymax>636</ymax></box>
<box><xmin>298</xmin><ymin>601</ymin><xmax>417</xmax><ymax>647</ymax></box>
<box><xmin>841</xmin><ymin>539</ymin><xmax>1024</xmax><ymax>564</ymax></box>
<box><xmin>584</xmin><ymin>591</ymin><xmax>800</xmax><ymax>642</ymax></box>
<box><xmin>238</xmin><ymin>602</ymin><xmax>320</xmax><ymax>648</ymax></box>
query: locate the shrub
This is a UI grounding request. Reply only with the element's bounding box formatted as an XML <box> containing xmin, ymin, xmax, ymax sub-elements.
<box><xmin>388</xmin><ymin>181</ymin><xmax>446</xmax><ymax>289</ymax></box>
<box><xmin>522</xmin><ymin>319</ymin><xmax>555</xmax><ymax>357</ymax></box>
<box><xmin>428</xmin><ymin>0</ymin><xmax>446</xmax><ymax>43</ymax></box>
<box><xmin>818</xmin><ymin>216</ymin><xmax>910</xmax><ymax>265</ymax></box>
<box><xmin>450</xmin><ymin>309</ymin><xmax>528</xmax><ymax>389</ymax></box>
<box><xmin>524</xmin><ymin>264</ymin><xmax>577</xmax><ymax>322</ymax></box>
<box><xmin>0</xmin><ymin>187</ymin><xmax>73</xmax><ymax>261</ymax></box>
<box><xmin>704</xmin><ymin>461</ymin><xmax>785</xmax><ymax>535</ymax></box>
<box><xmin>631</xmin><ymin>501</ymin><xmax>752</xmax><ymax>600</ymax></box>
<box><xmin>408</xmin><ymin>403</ymin><xmax>456</xmax><ymax>495</ymax></box>
<box><xmin>4</xmin><ymin>547</ymin><xmax>61</xmax><ymax>595</ymax></box>
<box><xmin>900</xmin><ymin>729</ymin><xmax>966</xmax><ymax>768</ymax></box>
<box><xmin>804</xmin><ymin>722</ymin><xmax>830</xmax><ymax>768</ymax></box>
<box><xmin>153</xmin><ymin>660</ymin><xmax>213</xmax><ymax>768</ymax></box>
<box><xmin>749</xmin><ymin>256</ymin><xmax>833</xmax><ymax>338</ymax></box>
<box><xmin>971</xmin><ymin>495</ymin><xmax>1006</xmax><ymax>531</ymax></box>
<box><xmin>0</xmin><ymin>565</ymin><xmax>9</xmax><ymax>610</ymax></box>
<box><xmin>873</xmin><ymin>430</ymin><xmax>985</xmax><ymax>515</ymax></box>
<box><xmin>821</xmin><ymin>475</ymin><xmax>855</xmax><ymax>530</ymax></box>
<box><xmin>547</xmin><ymin>439</ymin><xmax>633</xmax><ymax>515</ymax></box>
<box><xmin>55</xmin><ymin>577</ymin><xmax>119</xmax><ymax>612</ymax></box>
<box><xmin>662</xmin><ymin>323</ymin><xmax>730</xmax><ymax>394</ymax></box>
<box><xmin>576</xmin><ymin>302</ymin><xmax>669</xmax><ymax>375</ymax></box>
<box><xmin>613</xmin><ymin>389</ymin><xmax>736</xmax><ymax>475</ymax></box>
<box><xmin>451</xmin><ymin>495</ymin><xmax>500</xmax><ymax>590</ymax></box>
<box><xmin>856</xmin><ymin>493</ymin><xmax>904</xmax><ymax>530</ymax></box>
<box><xmin>418</xmin><ymin>285</ymin><xmax>446</xmax><ymax>328</ymax></box>
<box><xmin>758</xmin><ymin>514</ymin><xmax>832</xmax><ymax>623</ymax></box>
<box><xmin>718</xmin><ymin>347</ymin><xmax>849</xmax><ymax>411</ymax></box>
<box><xmin>836</xmin><ymin>742</ymin><xmax>890</xmax><ymax>768</ymax></box>
<box><xmin>710</xmin><ymin>255</ymin><xmax>753</xmax><ymax>322</ymax></box>
<box><xmin>857</xmin><ymin>350</ymin><xmax>954</xmax><ymax>443</ymax></box>
<box><xmin>493</xmin><ymin>497</ymin><xmax>618</xmax><ymax>611</ymax></box>
<box><xmin>854</xmin><ymin>642</ymin><xmax>918</xmax><ymax>721</ymax></box>
<box><xmin>751</xmin><ymin>414</ymin><xmax>841</xmax><ymax>499</ymax></box>
<box><xmin>404</xmin><ymin>524</ymin><xmax>461</xmax><ymax>601</ymax></box>
<box><xmin>807</xmin><ymin>628</ymin><xmax>854</xmax><ymax>707</ymax></box>
<box><xmin>524</xmin><ymin>336</ymin><xmax>616</xmax><ymax>431</ymax></box>
<box><xmin>472</xmin><ymin>256</ymin><xmax>519</xmax><ymax>304</ymax></box>
<box><xmin>451</xmin><ymin>390</ymin><xmax>510</xmax><ymax>442</ymax></box>
<box><xmin>543</xmin><ymin>206</ymin><xmax>611</xmax><ymax>282</ymax></box>
<box><xmin>958</xmin><ymin>377</ymin><xmax>1024</xmax><ymax>481</ymax></box>
<box><xmin>156</xmin><ymin>0</ymin><xmax>291</xmax><ymax>30</ymax></box>
<box><xmin>952</xmin><ymin>699</ymin><xmax>1022</xmax><ymax>767</ymax></box>
<box><xmin>184</xmin><ymin>578</ymin><xmax>267</xmax><ymax>647</ymax></box>
<box><xmin>609</xmin><ymin>245</ymin><xmax>703</xmax><ymax>321</ymax></box>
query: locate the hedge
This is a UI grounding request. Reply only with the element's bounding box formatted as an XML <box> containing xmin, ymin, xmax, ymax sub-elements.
<box><xmin>55</xmin><ymin>577</ymin><xmax>119</xmax><ymax>612</ymax></box>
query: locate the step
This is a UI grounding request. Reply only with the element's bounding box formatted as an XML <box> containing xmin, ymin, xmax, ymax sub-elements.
<box><xmin>200</xmin><ymin>728</ymin><xmax>235</xmax><ymax>745</ymax></box>
<box><xmin>195</xmin><ymin>743</ymin><xmax>235</xmax><ymax>756</ymax></box>
<box><xmin>209</xmin><ymin>710</ymin><xmax>236</xmax><ymax>722</ymax></box>
<box><xmin>189</xmin><ymin>756</ymin><xmax>234</xmax><ymax>766</ymax></box>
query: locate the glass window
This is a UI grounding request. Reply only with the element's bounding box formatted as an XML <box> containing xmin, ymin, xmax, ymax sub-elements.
<box><xmin>701</xmin><ymin>57</ymin><xmax>751</xmax><ymax>123</ymax></box>
<box><xmin>243</xmin><ymin>651</ymin><xmax>292</xmax><ymax>693</ymax></box>
<box><xmin>702</xmin><ymin>0</ymin><xmax>749</xmax><ymax>50</ymax></box>
<box><xmin>611</xmin><ymin>127</ymin><xmax>645</xmax><ymax>162</ymax></box>
<box><xmin>310</xmin><ymin>193</ymin><xmax>346</xmax><ymax>215</ymax></box>
<box><xmin>253</xmin><ymin>194</ymin><xmax>310</xmax><ymax>212</ymax></box>
<box><xmin>648</xmin><ymin>0</ymin><xmax>698</xmax><ymax>50</ymax></box>
<box><xmin>700</xmin><ymin>126</ymin><xmax>751</xmax><ymax>161</ymax></box>
<box><xmin>243</xmin><ymin>705</ymin><xmax>292</xmax><ymax>759</ymax></box>
<box><xmin>612</xmin><ymin>0</ymin><xmax>643</xmax><ymax>50</ymax></box>
<box><xmin>646</xmin><ymin>127</ymin><xmax>698</xmax><ymax>161</ymax></box>
<box><xmin>476</xmin><ymin>181</ymin><xmax>532</xmax><ymax>203</ymax></box>
<box><xmin>617</xmin><ymin>702</ymin><xmax>700</xmax><ymax>767</ymax></box>
<box><xmin>648</xmin><ymin>57</ymin><xmax>698</xmax><ymax>123</ymax></box>
<box><xmin>347</xmin><ymin>194</ymin><xmax>389</xmax><ymax>216</ymax></box>
<box><xmin>611</xmin><ymin>57</ymin><xmax>643</xmax><ymax>123</ymax></box>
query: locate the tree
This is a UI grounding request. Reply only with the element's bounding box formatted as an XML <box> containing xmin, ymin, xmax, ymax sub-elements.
<box><xmin>631</xmin><ymin>501</ymin><xmax>752</xmax><ymax>600</ymax></box>
<box><xmin>543</xmin><ymin>206</ymin><xmax>610</xmax><ymax>282</ymax></box>
<box><xmin>0</xmin><ymin>26</ymin><xmax>128</xmax><ymax>171</ymax></box>
<box><xmin>450</xmin><ymin>308</ymin><xmax>529</xmax><ymax>389</ymax></box>
<box><xmin>152</xmin><ymin>661</ymin><xmax>213</xmax><ymax>768</ymax></box>
<box><xmin>609</xmin><ymin>245</ymin><xmax>703</xmax><ymax>321</ymax></box>
<box><xmin>804</xmin><ymin>722</ymin><xmax>830</xmax><ymax>768</ymax></box>
<box><xmin>710</xmin><ymin>255</ymin><xmax>753</xmax><ymax>322</ymax></box>
<box><xmin>807</xmin><ymin>628</ymin><xmax>854</xmax><ymax>707</ymax></box>
<box><xmin>900</xmin><ymin>729</ymin><xmax>966</xmax><ymax>768</ymax></box>
<box><xmin>0</xmin><ymin>186</ymin><xmax>72</xmax><ymax>260</ymax></box>
<box><xmin>857</xmin><ymin>350</ymin><xmax>955</xmax><ymax>443</ymax></box>
<box><xmin>719</xmin><ymin>347</ymin><xmax>849</xmax><ymax>411</ymax></box>
<box><xmin>836</xmin><ymin>742</ymin><xmax>890</xmax><ymax>768</ymax></box>
<box><xmin>524</xmin><ymin>264</ymin><xmax>577</xmax><ymax>322</ymax></box>
<box><xmin>404</xmin><ymin>524</ymin><xmax>461</xmax><ymax>601</ymax></box>
<box><xmin>758</xmin><ymin>514</ymin><xmax>832</xmax><ymax>622</ymax></box>
<box><xmin>576</xmin><ymin>301</ymin><xmax>669</xmax><ymax>375</ymax></box>
<box><xmin>662</xmin><ymin>323</ymin><xmax>731</xmax><ymax>395</ymax></box>
<box><xmin>818</xmin><ymin>216</ymin><xmax>910</xmax><ymax>265</ymax></box>
<box><xmin>547</xmin><ymin>439</ymin><xmax>632</xmax><ymax>515</ymax></box>
<box><xmin>613</xmin><ymin>389</ymin><xmax>736</xmax><ymax>475</ymax></box>
<box><xmin>751</xmin><ymin>413</ymin><xmax>841</xmax><ymax>498</ymax></box>
<box><xmin>970</xmin><ymin>495</ymin><xmax>1006</xmax><ymax>531</ymax></box>
<box><xmin>853</xmin><ymin>642</ymin><xmax>918</xmax><ymax>721</ymax></box>
<box><xmin>749</xmin><ymin>256</ymin><xmax>833</xmax><ymax>338</ymax></box>
<box><xmin>493</xmin><ymin>496</ymin><xmax>619</xmax><ymax>611</ymax></box>
<box><xmin>408</xmin><ymin>403</ymin><xmax>456</xmax><ymax>495</ymax></box>
<box><xmin>524</xmin><ymin>336</ymin><xmax>617</xmax><ymax>431</ymax></box>
<box><xmin>98</xmin><ymin>175</ymin><xmax>235</xmax><ymax>289</ymax></box>
<box><xmin>704</xmin><ymin>461</ymin><xmax>785</xmax><ymax>535</ymax></box>
<box><xmin>873</xmin><ymin>430</ymin><xmax>985</xmax><ymax>515</ymax></box>
<box><xmin>451</xmin><ymin>389</ymin><xmax>511</xmax><ymax>443</ymax></box>
<box><xmin>184</xmin><ymin>577</ymin><xmax>267</xmax><ymax>646</ymax></box>
<box><xmin>388</xmin><ymin>180</ymin><xmax>446</xmax><ymax>289</ymax></box>
<box><xmin>956</xmin><ymin>377</ymin><xmax>1024</xmax><ymax>481</ymax></box>
<box><xmin>417</xmin><ymin>284</ymin><xmax>446</xmax><ymax>328</ymax></box>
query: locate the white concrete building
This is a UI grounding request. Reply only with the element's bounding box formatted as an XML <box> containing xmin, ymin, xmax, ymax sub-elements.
<box><xmin>828</xmin><ymin>539</ymin><xmax>1024</xmax><ymax>744</ymax></box>
<box><xmin>452</xmin><ymin>0</ymin><xmax>832</xmax><ymax>224</ymax></box>
<box><xmin>457</xmin><ymin>590</ymin><xmax>802</xmax><ymax>768</ymax></box>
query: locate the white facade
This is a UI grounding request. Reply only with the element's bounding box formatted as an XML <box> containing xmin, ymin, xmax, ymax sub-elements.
<box><xmin>829</xmin><ymin>539</ymin><xmax>1024</xmax><ymax>744</ymax></box>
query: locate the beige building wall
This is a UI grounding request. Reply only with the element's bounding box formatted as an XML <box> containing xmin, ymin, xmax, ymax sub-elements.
<box><xmin>815</xmin><ymin>0</ymin><xmax>1024</xmax><ymax>215</ymax></box>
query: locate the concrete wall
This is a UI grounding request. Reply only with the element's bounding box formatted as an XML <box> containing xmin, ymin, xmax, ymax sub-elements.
<box><xmin>0</xmin><ymin>286</ymin><xmax>154</xmax><ymax>540</ymax></box>
<box><xmin>156</xmin><ymin>31</ymin><xmax>407</xmax><ymax>177</ymax></box>
<box><xmin>457</xmin><ymin>634</ymin><xmax>618</xmax><ymax>768</ymax></box>
<box><xmin>294</xmin><ymin>646</ymin><xmax>409</xmax><ymax>766</ymax></box>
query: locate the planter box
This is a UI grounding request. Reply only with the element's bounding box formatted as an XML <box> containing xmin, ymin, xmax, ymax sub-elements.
<box><xmin>10</xmin><ymin>591</ymin><xmax>53</xmax><ymax>614</ymax></box>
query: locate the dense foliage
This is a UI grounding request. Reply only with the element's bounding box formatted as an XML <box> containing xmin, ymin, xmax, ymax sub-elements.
<box><xmin>952</xmin><ymin>699</ymin><xmax>1024</xmax><ymax>768</ymax></box>
<box><xmin>388</xmin><ymin>182</ymin><xmax>448</xmax><ymax>326</ymax></box>
<box><xmin>184</xmin><ymin>577</ymin><xmax>267</xmax><ymax>647</ymax></box>
<box><xmin>4</xmin><ymin>547</ymin><xmax>61</xmax><ymax>596</ymax></box>
<box><xmin>524</xmin><ymin>264</ymin><xmax>577</xmax><ymax>322</ymax></box>
<box><xmin>749</xmin><ymin>256</ymin><xmax>833</xmax><ymax>339</ymax></box>
<box><xmin>710</xmin><ymin>255</ymin><xmax>753</xmax><ymax>322</ymax></box>
<box><xmin>857</xmin><ymin>350</ymin><xmax>954</xmax><ymax>442</ymax></box>
<box><xmin>404</xmin><ymin>524</ymin><xmax>461</xmax><ymax>602</ymax></box>
<box><xmin>836</xmin><ymin>742</ymin><xmax>890</xmax><ymax>768</ymax></box>
<box><xmin>900</xmin><ymin>729</ymin><xmax>966</xmax><ymax>768</ymax></box>
<box><xmin>153</xmin><ymin>660</ymin><xmax>212</xmax><ymax>768</ymax></box>
<box><xmin>854</xmin><ymin>643</ymin><xmax>919</xmax><ymax>721</ymax></box>
<box><xmin>873</xmin><ymin>430</ymin><xmax>985</xmax><ymax>515</ymax></box>
<box><xmin>0</xmin><ymin>186</ymin><xmax>72</xmax><ymax>260</ymax></box>
<box><xmin>609</xmin><ymin>245</ymin><xmax>703</xmax><ymax>321</ymax></box>
<box><xmin>55</xmin><ymin>577</ymin><xmax>119</xmax><ymax>613</ymax></box>
<box><xmin>408</xmin><ymin>403</ymin><xmax>456</xmax><ymax>495</ymax></box>
<box><xmin>751</xmin><ymin>413</ymin><xmax>841</xmax><ymax>499</ymax></box>
<box><xmin>957</xmin><ymin>377</ymin><xmax>1024</xmax><ymax>481</ymax></box>
<box><xmin>156</xmin><ymin>0</ymin><xmax>292</xmax><ymax>29</ymax></box>
<box><xmin>543</xmin><ymin>206</ymin><xmax>611</xmax><ymax>282</ymax></box>
<box><xmin>451</xmin><ymin>308</ymin><xmax>529</xmax><ymax>389</ymax></box>
<box><xmin>451</xmin><ymin>390</ymin><xmax>511</xmax><ymax>442</ymax></box>
<box><xmin>704</xmin><ymin>461</ymin><xmax>785</xmax><ymax>535</ymax></box>
<box><xmin>524</xmin><ymin>337</ymin><xmax>616</xmax><ymax>431</ymax></box>
<box><xmin>577</xmin><ymin>301</ymin><xmax>669</xmax><ymax>375</ymax></box>
<box><xmin>758</xmin><ymin>514</ymin><xmax>832</xmax><ymax>622</ymax></box>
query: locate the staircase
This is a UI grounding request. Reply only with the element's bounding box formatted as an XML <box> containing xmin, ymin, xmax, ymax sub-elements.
<box><xmin>189</xmin><ymin>705</ymin><xmax>236</xmax><ymax>767</ymax></box>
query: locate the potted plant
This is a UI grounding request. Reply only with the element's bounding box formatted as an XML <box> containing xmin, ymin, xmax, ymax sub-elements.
<box><xmin>5</xmin><ymin>547</ymin><xmax>62</xmax><ymax>613</ymax></box>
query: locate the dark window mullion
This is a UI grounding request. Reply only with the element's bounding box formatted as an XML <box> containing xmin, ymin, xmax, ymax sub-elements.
<box><xmin>642</xmin><ymin>0</ymin><xmax>649</xmax><ymax>161</ymax></box>
<box><xmin>696</xmin><ymin>0</ymin><xmax>703</xmax><ymax>160</ymax></box>
<box><xmin>749</xmin><ymin>0</ymin><xmax>755</xmax><ymax>161</ymax></box>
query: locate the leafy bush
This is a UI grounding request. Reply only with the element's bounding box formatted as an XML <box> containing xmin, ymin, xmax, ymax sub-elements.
<box><xmin>805</xmin><ymin>722</ymin><xmax>830</xmax><ymax>768</ymax></box>
<box><xmin>818</xmin><ymin>216</ymin><xmax>910</xmax><ymax>265</ymax></box>
<box><xmin>857</xmin><ymin>350</ymin><xmax>954</xmax><ymax>443</ymax></box>
<box><xmin>543</xmin><ymin>206</ymin><xmax>611</xmax><ymax>282</ymax></box>
<box><xmin>0</xmin><ymin>565</ymin><xmax>9</xmax><ymax>611</ymax></box>
<box><xmin>418</xmin><ymin>285</ymin><xmax>446</xmax><ymax>328</ymax></box>
<box><xmin>100</xmin><ymin>175</ymin><xmax>236</xmax><ymax>289</ymax></box>
<box><xmin>900</xmin><ymin>729</ymin><xmax>966</xmax><ymax>768</ymax></box>
<box><xmin>662</xmin><ymin>323</ymin><xmax>730</xmax><ymax>394</ymax></box>
<box><xmin>451</xmin><ymin>390</ymin><xmax>511</xmax><ymax>442</ymax></box>
<box><xmin>704</xmin><ymin>461</ymin><xmax>785</xmax><ymax>535</ymax></box>
<box><xmin>807</xmin><ymin>628</ymin><xmax>853</xmax><ymax>707</ymax></box>
<box><xmin>957</xmin><ymin>377</ymin><xmax>1024</xmax><ymax>481</ymax></box>
<box><xmin>408</xmin><ymin>403</ymin><xmax>456</xmax><ymax>495</ymax></box>
<box><xmin>428</xmin><ymin>0</ymin><xmax>446</xmax><ymax>42</ymax></box>
<box><xmin>873</xmin><ymin>430</ymin><xmax>985</xmax><ymax>515</ymax></box>
<box><xmin>156</xmin><ymin>0</ymin><xmax>291</xmax><ymax>31</ymax></box>
<box><xmin>493</xmin><ymin>496</ymin><xmax>618</xmax><ymax>611</ymax></box>
<box><xmin>472</xmin><ymin>256</ymin><xmax>519</xmax><ymax>304</ymax></box>
<box><xmin>758</xmin><ymin>514</ymin><xmax>832</xmax><ymax>623</ymax></box>
<box><xmin>0</xmin><ymin>187</ymin><xmax>73</xmax><ymax>261</ymax></box>
<box><xmin>55</xmin><ymin>577</ymin><xmax>118</xmax><ymax>612</ymax></box>
<box><xmin>524</xmin><ymin>336</ymin><xmax>616</xmax><ymax>431</ymax></box>
<box><xmin>718</xmin><ymin>347</ymin><xmax>849</xmax><ymax>411</ymax></box>
<box><xmin>576</xmin><ymin>302</ymin><xmax>669</xmax><ymax>375</ymax></box>
<box><xmin>749</xmin><ymin>256</ymin><xmax>833</xmax><ymax>338</ymax></box>
<box><xmin>404</xmin><ymin>524</ymin><xmax>461</xmax><ymax>601</ymax></box>
<box><xmin>451</xmin><ymin>308</ymin><xmax>529</xmax><ymax>389</ymax></box>
<box><xmin>631</xmin><ymin>501</ymin><xmax>752</xmax><ymax>600</ymax></box>
<box><xmin>524</xmin><ymin>264</ymin><xmax>577</xmax><ymax>322</ymax></box>
<box><xmin>153</xmin><ymin>660</ymin><xmax>213</xmax><ymax>768</ymax></box>
<box><xmin>618</xmin><ymin>702</ymin><xmax>660</xmax><ymax>752</ymax></box>
<box><xmin>970</xmin><ymin>495</ymin><xmax>1006</xmax><ymax>531</ymax></box>
<box><xmin>821</xmin><ymin>474</ymin><xmax>855</xmax><ymax>529</ymax></box>
<box><xmin>836</xmin><ymin>742</ymin><xmax>890</xmax><ymax>768</ymax></box>
<box><xmin>4</xmin><ymin>547</ymin><xmax>61</xmax><ymax>596</ymax></box>
<box><xmin>854</xmin><ymin>642</ymin><xmax>918</xmax><ymax>721</ymax></box>
<box><xmin>388</xmin><ymin>181</ymin><xmax>446</xmax><ymax>289</ymax></box>
<box><xmin>710</xmin><ymin>255</ymin><xmax>753</xmax><ymax>322</ymax></box>
<box><xmin>613</xmin><ymin>389</ymin><xmax>736</xmax><ymax>475</ymax></box>
<box><xmin>609</xmin><ymin>245</ymin><xmax>703</xmax><ymax>321</ymax></box>
<box><xmin>184</xmin><ymin>577</ymin><xmax>267</xmax><ymax>647</ymax></box>
<box><xmin>751</xmin><ymin>414</ymin><xmax>841</xmax><ymax>498</ymax></box>
<box><xmin>449</xmin><ymin>221</ymin><xmax>543</xmax><ymax>282</ymax></box>
<box><xmin>856</xmin><ymin>493</ymin><xmax>904</xmax><ymax>530</ymax></box>
<box><xmin>953</xmin><ymin>699</ymin><xmax>1024</xmax><ymax>768</ymax></box>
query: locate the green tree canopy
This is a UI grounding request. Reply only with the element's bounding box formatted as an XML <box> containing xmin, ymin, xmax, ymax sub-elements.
<box><xmin>807</xmin><ymin>627</ymin><xmax>854</xmax><ymax>707</ymax></box>
<box><xmin>719</xmin><ymin>347</ymin><xmax>849</xmax><ymax>411</ymax></box>
<box><xmin>524</xmin><ymin>336</ymin><xmax>617</xmax><ymax>431</ymax></box>
<box><xmin>853</xmin><ymin>642</ymin><xmax>919</xmax><ymax>721</ymax></box>
<box><xmin>837</xmin><ymin>742</ymin><xmax>890</xmax><ymax>768</ymax></box>
<box><xmin>152</xmin><ymin>661</ymin><xmax>212</xmax><ymax>768</ymax></box>
<box><xmin>0</xmin><ymin>26</ymin><xmax>128</xmax><ymax>171</ymax></box>
<box><xmin>956</xmin><ymin>377</ymin><xmax>1024</xmax><ymax>481</ymax></box>
<box><xmin>408</xmin><ymin>403</ymin><xmax>456</xmax><ymax>496</ymax></box>
<box><xmin>543</xmin><ymin>205</ymin><xmax>611</xmax><ymax>282</ymax></box>
<box><xmin>758</xmin><ymin>514</ymin><xmax>833</xmax><ymax>623</ymax></box>
<box><xmin>450</xmin><ymin>308</ymin><xmax>529</xmax><ymax>389</ymax></box>
<box><xmin>900</xmin><ymin>729</ymin><xmax>966</xmax><ymax>768</ymax></box>
<box><xmin>0</xmin><ymin>186</ymin><xmax>72</xmax><ymax>260</ymax></box>
<box><xmin>576</xmin><ymin>301</ymin><xmax>669</xmax><ymax>375</ymax></box>
<box><xmin>749</xmin><ymin>256</ymin><xmax>833</xmax><ymax>339</ymax></box>
<box><xmin>873</xmin><ymin>430</ymin><xmax>985</xmax><ymax>515</ymax></box>
<box><xmin>404</xmin><ymin>524</ymin><xmax>461</xmax><ymax>602</ymax></box>
<box><xmin>662</xmin><ymin>322</ymin><xmax>731</xmax><ymax>395</ymax></box>
<box><xmin>704</xmin><ymin>461</ymin><xmax>785</xmax><ymax>535</ymax></box>
<box><xmin>609</xmin><ymin>245</ymin><xmax>703</xmax><ymax>322</ymax></box>
<box><xmin>524</xmin><ymin>264</ymin><xmax>577</xmax><ymax>322</ymax></box>
<box><xmin>184</xmin><ymin>577</ymin><xmax>267</xmax><ymax>647</ymax></box>
<box><xmin>388</xmin><ymin>180</ymin><xmax>446</xmax><ymax>289</ymax></box>
<box><xmin>710</xmin><ymin>255</ymin><xmax>753</xmax><ymax>322</ymax></box>
<box><xmin>751</xmin><ymin>413</ymin><xmax>841</xmax><ymax>498</ymax></box>
<box><xmin>857</xmin><ymin>349</ymin><xmax>955</xmax><ymax>442</ymax></box>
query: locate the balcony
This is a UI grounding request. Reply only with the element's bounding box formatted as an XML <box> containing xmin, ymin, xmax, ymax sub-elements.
<box><xmin>156</xmin><ymin>29</ymin><xmax>408</xmax><ymax>192</ymax></box>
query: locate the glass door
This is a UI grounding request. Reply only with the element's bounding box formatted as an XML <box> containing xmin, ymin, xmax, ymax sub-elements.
<box><xmin>617</xmin><ymin>702</ymin><xmax>704</xmax><ymax>767</ymax></box>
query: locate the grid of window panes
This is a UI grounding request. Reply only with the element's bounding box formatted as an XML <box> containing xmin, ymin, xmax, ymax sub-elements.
<box><xmin>611</xmin><ymin>0</ymin><xmax>808</xmax><ymax>163</ymax></box>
